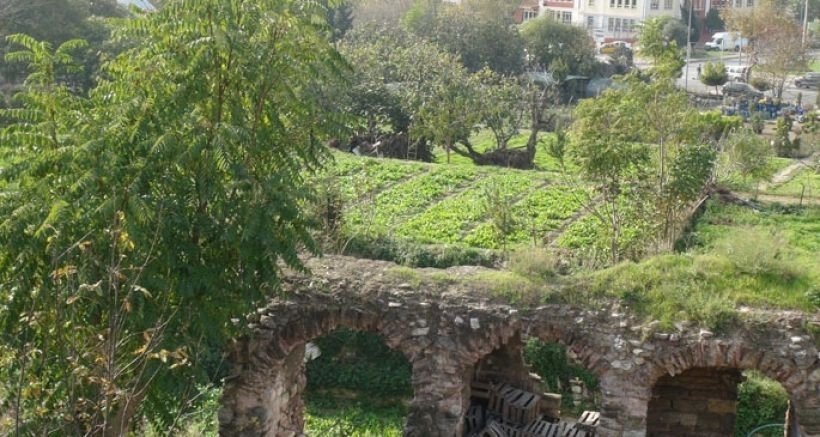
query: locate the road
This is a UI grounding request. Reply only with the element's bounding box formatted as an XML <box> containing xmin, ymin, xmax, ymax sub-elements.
<box><xmin>677</xmin><ymin>56</ymin><xmax>817</xmax><ymax>105</ymax></box>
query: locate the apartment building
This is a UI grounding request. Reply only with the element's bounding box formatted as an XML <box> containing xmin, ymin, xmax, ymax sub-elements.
<box><xmin>517</xmin><ymin>0</ymin><xmax>753</xmax><ymax>41</ymax></box>
<box><xmin>575</xmin><ymin>0</ymin><xmax>681</xmax><ymax>42</ymax></box>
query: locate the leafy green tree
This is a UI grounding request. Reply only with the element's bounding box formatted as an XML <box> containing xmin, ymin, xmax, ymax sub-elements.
<box><xmin>569</xmin><ymin>74</ymin><xmax>715</xmax><ymax>261</ymax></box>
<box><xmin>326</xmin><ymin>0</ymin><xmax>354</xmax><ymax>43</ymax></box>
<box><xmin>570</xmin><ymin>83</ymin><xmax>653</xmax><ymax>262</ymax></box>
<box><xmin>521</xmin><ymin>17</ymin><xmax>597</xmax><ymax>76</ymax></box>
<box><xmin>473</xmin><ymin>69</ymin><xmax>526</xmax><ymax>150</ymax></box>
<box><xmin>700</xmin><ymin>61</ymin><xmax>728</xmax><ymax>95</ymax></box>
<box><xmin>417</xmin><ymin>0</ymin><xmax>525</xmax><ymax>75</ymax></box>
<box><xmin>638</xmin><ymin>16</ymin><xmax>685</xmax><ymax>79</ymax></box>
<box><xmin>704</xmin><ymin>7</ymin><xmax>725</xmax><ymax>33</ymax></box>
<box><xmin>339</xmin><ymin>25</ymin><xmax>467</xmax><ymax>161</ymax></box>
<box><xmin>719</xmin><ymin>127</ymin><xmax>775</xmax><ymax>187</ymax></box>
<box><xmin>0</xmin><ymin>0</ymin><xmax>344</xmax><ymax>433</ymax></box>
<box><xmin>413</xmin><ymin>61</ymin><xmax>478</xmax><ymax>162</ymax></box>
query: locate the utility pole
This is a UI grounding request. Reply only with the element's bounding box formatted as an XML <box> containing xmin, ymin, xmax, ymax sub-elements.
<box><xmin>685</xmin><ymin>0</ymin><xmax>694</xmax><ymax>90</ymax></box>
<box><xmin>803</xmin><ymin>0</ymin><xmax>810</xmax><ymax>47</ymax></box>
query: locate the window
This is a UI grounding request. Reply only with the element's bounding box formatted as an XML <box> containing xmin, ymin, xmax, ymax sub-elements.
<box><xmin>650</xmin><ymin>0</ymin><xmax>659</xmax><ymax>8</ymax></box>
<box><xmin>734</xmin><ymin>0</ymin><xmax>741</xmax><ymax>6</ymax></box>
<box><xmin>608</xmin><ymin>17</ymin><xmax>615</xmax><ymax>31</ymax></box>
<box><xmin>523</xmin><ymin>10</ymin><xmax>537</xmax><ymax>21</ymax></box>
<box><xmin>617</xmin><ymin>0</ymin><xmax>623</xmax><ymax>7</ymax></box>
<box><xmin>664</xmin><ymin>0</ymin><xmax>672</xmax><ymax>8</ymax></box>
<box><xmin>746</xmin><ymin>0</ymin><xmax>753</xmax><ymax>5</ymax></box>
<box><xmin>610</xmin><ymin>0</ymin><xmax>615</xmax><ymax>7</ymax></box>
<box><xmin>587</xmin><ymin>16</ymin><xmax>595</xmax><ymax>28</ymax></box>
<box><xmin>632</xmin><ymin>0</ymin><xmax>637</xmax><ymax>8</ymax></box>
<box><xmin>629</xmin><ymin>19</ymin><xmax>636</xmax><ymax>31</ymax></box>
<box><xmin>562</xmin><ymin>11</ymin><xmax>572</xmax><ymax>23</ymax></box>
<box><xmin>589</xmin><ymin>0</ymin><xmax>595</xmax><ymax>5</ymax></box>
<box><xmin>614</xmin><ymin>17</ymin><xmax>621</xmax><ymax>31</ymax></box>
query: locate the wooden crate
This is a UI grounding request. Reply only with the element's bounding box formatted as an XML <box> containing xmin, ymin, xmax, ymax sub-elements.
<box><xmin>501</xmin><ymin>388</ymin><xmax>541</xmax><ymax>426</ymax></box>
<box><xmin>471</xmin><ymin>380</ymin><xmax>492</xmax><ymax>400</ymax></box>
<box><xmin>478</xmin><ymin>420</ymin><xmax>521</xmax><ymax>437</ymax></box>
<box><xmin>488</xmin><ymin>383</ymin><xmax>517</xmax><ymax>416</ymax></box>
<box><xmin>465</xmin><ymin>404</ymin><xmax>485</xmax><ymax>434</ymax></box>
<box><xmin>565</xmin><ymin>411</ymin><xmax>600</xmax><ymax>437</ymax></box>
<box><xmin>521</xmin><ymin>419</ymin><xmax>568</xmax><ymax>437</ymax></box>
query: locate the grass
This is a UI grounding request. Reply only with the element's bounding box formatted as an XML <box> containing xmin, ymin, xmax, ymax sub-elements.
<box><xmin>546</xmin><ymin>201</ymin><xmax>819</xmax><ymax>331</ymax></box>
<box><xmin>304</xmin><ymin>393</ymin><xmax>406</xmax><ymax>437</ymax></box>
<box><xmin>433</xmin><ymin>129</ymin><xmax>570</xmax><ymax>172</ymax></box>
<box><xmin>719</xmin><ymin>156</ymin><xmax>795</xmax><ymax>192</ymax></box>
<box><xmin>767</xmin><ymin>164</ymin><xmax>820</xmax><ymax>199</ymax></box>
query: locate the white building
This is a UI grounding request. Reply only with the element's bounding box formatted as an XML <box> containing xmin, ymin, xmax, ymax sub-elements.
<box><xmin>116</xmin><ymin>0</ymin><xmax>157</xmax><ymax>12</ymax></box>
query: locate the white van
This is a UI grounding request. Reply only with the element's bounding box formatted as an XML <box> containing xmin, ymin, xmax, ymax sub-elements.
<box><xmin>726</xmin><ymin>65</ymin><xmax>750</xmax><ymax>82</ymax></box>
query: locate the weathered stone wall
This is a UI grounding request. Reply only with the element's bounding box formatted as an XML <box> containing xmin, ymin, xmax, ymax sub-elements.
<box><xmin>646</xmin><ymin>367</ymin><xmax>743</xmax><ymax>436</ymax></box>
<box><xmin>218</xmin><ymin>255</ymin><xmax>820</xmax><ymax>437</ymax></box>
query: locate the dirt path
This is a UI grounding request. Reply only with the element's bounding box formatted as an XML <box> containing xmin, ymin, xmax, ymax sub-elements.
<box><xmin>759</xmin><ymin>152</ymin><xmax>819</xmax><ymax>191</ymax></box>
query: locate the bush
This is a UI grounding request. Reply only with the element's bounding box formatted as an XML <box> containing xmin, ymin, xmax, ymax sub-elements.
<box><xmin>306</xmin><ymin>329</ymin><xmax>412</xmax><ymax>397</ymax></box>
<box><xmin>698</xmin><ymin>110</ymin><xmax>742</xmax><ymax>141</ymax></box>
<box><xmin>522</xmin><ymin>339</ymin><xmax>599</xmax><ymax>397</ymax></box>
<box><xmin>734</xmin><ymin>371</ymin><xmax>788</xmax><ymax>437</ymax></box>
<box><xmin>711</xmin><ymin>227</ymin><xmax>799</xmax><ymax>281</ymax></box>
<box><xmin>749</xmin><ymin>76</ymin><xmax>771</xmax><ymax>92</ymax></box>
<box><xmin>342</xmin><ymin>234</ymin><xmax>501</xmax><ymax>268</ymax></box>
<box><xmin>508</xmin><ymin>247</ymin><xmax>571</xmax><ymax>280</ymax></box>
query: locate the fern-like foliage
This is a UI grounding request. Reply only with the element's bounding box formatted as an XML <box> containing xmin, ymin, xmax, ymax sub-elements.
<box><xmin>0</xmin><ymin>0</ymin><xmax>345</xmax><ymax>433</ymax></box>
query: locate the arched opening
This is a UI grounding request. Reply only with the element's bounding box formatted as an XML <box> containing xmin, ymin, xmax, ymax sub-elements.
<box><xmin>460</xmin><ymin>333</ymin><xmax>603</xmax><ymax>436</ymax></box>
<box><xmin>303</xmin><ymin>328</ymin><xmax>412</xmax><ymax>436</ymax></box>
<box><xmin>522</xmin><ymin>338</ymin><xmax>602</xmax><ymax>418</ymax></box>
<box><xmin>646</xmin><ymin>368</ymin><xmax>789</xmax><ymax>437</ymax></box>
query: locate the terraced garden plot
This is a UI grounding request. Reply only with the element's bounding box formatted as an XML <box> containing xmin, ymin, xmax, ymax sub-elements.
<box><xmin>327</xmin><ymin>154</ymin><xmax>427</xmax><ymax>202</ymax></box>
<box><xmin>345</xmin><ymin>165</ymin><xmax>480</xmax><ymax>229</ymax></box>
<box><xmin>396</xmin><ymin>171</ymin><xmax>541</xmax><ymax>244</ymax></box>
<box><xmin>464</xmin><ymin>184</ymin><xmax>588</xmax><ymax>248</ymax></box>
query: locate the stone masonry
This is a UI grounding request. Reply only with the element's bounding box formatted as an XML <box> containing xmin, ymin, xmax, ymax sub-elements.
<box><xmin>218</xmin><ymin>255</ymin><xmax>820</xmax><ymax>437</ymax></box>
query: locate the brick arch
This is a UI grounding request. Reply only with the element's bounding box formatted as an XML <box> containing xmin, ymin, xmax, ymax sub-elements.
<box><xmin>218</xmin><ymin>297</ymin><xmax>525</xmax><ymax>437</ymax></box>
<box><xmin>645</xmin><ymin>340</ymin><xmax>805</xmax><ymax>394</ymax></box>
<box><xmin>217</xmin><ymin>298</ymin><xmax>433</xmax><ymax>436</ymax></box>
<box><xmin>645</xmin><ymin>340</ymin><xmax>820</xmax><ymax>436</ymax></box>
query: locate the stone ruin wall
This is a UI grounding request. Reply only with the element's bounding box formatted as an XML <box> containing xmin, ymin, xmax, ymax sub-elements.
<box><xmin>218</xmin><ymin>256</ymin><xmax>820</xmax><ymax>437</ymax></box>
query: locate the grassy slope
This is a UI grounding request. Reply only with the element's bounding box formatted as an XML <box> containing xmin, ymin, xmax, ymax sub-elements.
<box><xmin>321</xmin><ymin>149</ymin><xmax>818</xmax><ymax>317</ymax></box>
<box><xmin>549</xmin><ymin>201</ymin><xmax>819</xmax><ymax>330</ymax></box>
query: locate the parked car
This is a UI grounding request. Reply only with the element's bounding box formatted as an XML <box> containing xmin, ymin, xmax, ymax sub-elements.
<box><xmin>599</xmin><ymin>41</ymin><xmax>632</xmax><ymax>55</ymax></box>
<box><xmin>722</xmin><ymin>82</ymin><xmax>763</xmax><ymax>100</ymax></box>
<box><xmin>726</xmin><ymin>65</ymin><xmax>750</xmax><ymax>82</ymax></box>
<box><xmin>794</xmin><ymin>72</ymin><xmax>820</xmax><ymax>89</ymax></box>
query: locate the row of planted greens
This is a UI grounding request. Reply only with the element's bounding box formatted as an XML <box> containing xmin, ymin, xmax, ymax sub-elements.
<box><xmin>315</xmin><ymin>151</ymin><xmax>590</xmax><ymax>250</ymax></box>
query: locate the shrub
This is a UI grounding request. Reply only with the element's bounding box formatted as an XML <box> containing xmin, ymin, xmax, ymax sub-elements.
<box><xmin>523</xmin><ymin>338</ymin><xmax>600</xmax><ymax>413</ymax></box>
<box><xmin>749</xmin><ymin>76</ymin><xmax>771</xmax><ymax>92</ymax></box>
<box><xmin>734</xmin><ymin>371</ymin><xmax>788</xmax><ymax>437</ymax></box>
<box><xmin>711</xmin><ymin>227</ymin><xmax>799</xmax><ymax>281</ymax></box>
<box><xmin>342</xmin><ymin>234</ymin><xmax>501</xmax><ymax>268</ymax></box>
<box><xmin>306</xmin><ymin>329</ymin><xmax>412</xmax><ymax>397</ymax></box>
<box><xmin>508</xmin><ymin>247</ymin><xmax>571</xmax><ymax>280</ymax></box>
<box><xmin>698</xmin><ymin>110</ymin><xmax>742</xmax><ymax>141</ymax></box>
